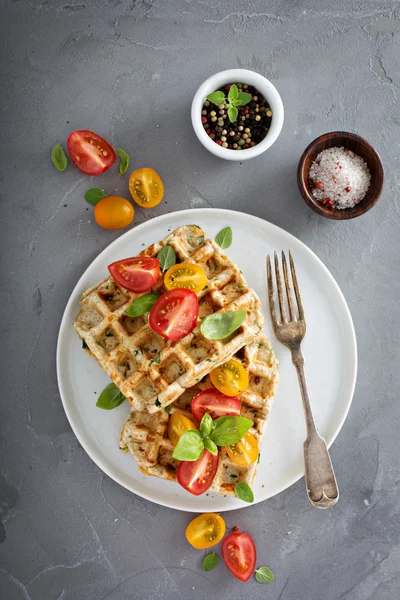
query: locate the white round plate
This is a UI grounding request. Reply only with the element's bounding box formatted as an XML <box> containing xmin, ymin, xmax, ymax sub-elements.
<box><xmin>57</xmin><ymin>209</ymin><xmax>357</xmax><ymax>512</ymax></box>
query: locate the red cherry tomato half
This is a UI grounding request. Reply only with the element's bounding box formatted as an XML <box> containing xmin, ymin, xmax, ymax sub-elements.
<box><xmin>149</xmin><ymin>289</ymin><xmax>198</xmax><ymax>341</ymax></box>
<box><xmin>177</xmin><ymin>449</ymin><xmax>219</xmax><ymax>496</ymax></box>
<box><xmin>108</xmin><ymin>257</ymin><xmax>160</xmax><ymax>293</ymax></box>
<box><xmin>191</xmin><ymin>388</ymin><xmax>241</xmax><ymax>422</ymax></box>
<box><xmin>67</xmin><ymin>130</ymin><xmax>116</xmax><ymax>175</ymax></box>
<box><xmin>222</xmin><ymin>532</ymin><xmax>257</xmax><ymax>582</ymax></box>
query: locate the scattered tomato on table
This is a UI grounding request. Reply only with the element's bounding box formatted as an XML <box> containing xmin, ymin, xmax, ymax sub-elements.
<box><xmin>222</xmin><ymin>532</ymin><xmax>257</xmax><ymax>582</ymax></box>
<box><xmin>186</xmin><ymin>513</ymin><xmax>226</xmax><ymax>549</ymax></box>
<box><xmin>94</xmin><ymin>196</ymin><xmax>134</xmax><ymax>230</ymax></box>
<box><xmin>67</xmin><ymin>130</ymin><xmax>116</xmax><ymax>175</ymax></box>
<box><xmin>129</xmin><ymin>167</ymin><xmax>164</xmax><ymax>208</ymax></box>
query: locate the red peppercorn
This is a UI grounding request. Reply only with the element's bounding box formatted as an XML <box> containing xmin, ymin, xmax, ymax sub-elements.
<box><xmin>244</xmin><ymin>108</ymin><xmax>249</xmax><ymax>114</ymax></box>
<box><xmin>254</xmin><ymin>376</ymin><xmax>260</xmax><ymax>384</ymax></box>
<box><xmin>326</xmin><ymin>199</ymin><xmax>335</xmax><ymax>207</ymax></box>
<box><xmin>201</xmin><ymin>116</ymin><xmax>207</xmax><ymax>124</ymax></box>
<box><xmin>345</xmin><ymin>186</ymin><xmax>351</xmax><ymax>193</ymax></box>
<box><xmin>233</xmin><ymin>525</ymin><xmax>240</xmax><ymax>532</ymax></box>
<box><xmin>215</xmin><ymin>140</ymin><xmax>222</xmax><ymax>145</ymax></box>
<box><xmin>225</xmin><ymin>84</ymin><xmax>231</xmax><ymax>91</ymax></box>
<box><xmin>315</xmin><ymin>182</ymin><xmax>324</xmax><ymax>189</ymax></box>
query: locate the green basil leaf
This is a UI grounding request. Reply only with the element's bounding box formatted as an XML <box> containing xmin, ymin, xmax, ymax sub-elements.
<box><xmin>227</xmin><ymin>105</ymin><xmax>238</xmax><ymax>123</ymax></box>
<box><xmin>210</xmin><ymin>416</ymin><xmax>253</xmax><ymax>446</ymax></box>
<box><xmin>231</xmin><ymin>98</ymin><xmax>243</xmax><ymax>107</ymax></box>
<box><xmin>206</xmin><ymin>91</ymin><xmax>226</xmax><ymax>105</ymax></box>
<box><xmin>255</xmin><ymin>566</ymin><xmax>275</xmax><ymax>583</ymax></box>
<box><xmin>85</xmin><ymin>188</ymin><xmax>105</xmax><ymax>206</ymax></box>
<box><xmin>148</xmin><ymin>354</ymin><xmax>161</xmax><ymax>367</ymax></box>
<box><xmin>51</xmin><ymin>143</ymin><xmax>68</xmax><ymax>171</ymax></box>
<box><xmin>235</xmin><ymin>481</ymin><xmax>254</xmax><ymax>503</ymax></box>
<box><xmin>154</xmin><ymin>399</ymin><xmax>161</xmax><ymax>407</ymax></box>
<box><xmin>204</xmin><ymin>437</ymin><xmax>218</xmax><ymax>456</ymax></box>
<box><xmin>96</xmin><ymin>382</ymin><xmax>126</xmax><ymax>410</ymax></box>
<box><xmin>197</xmin><ymin>235</ymin><xmax>204</xmax><ymax>245</ymax></box>
<box><xmin>236</xmin><ymin>91</ymin><xmax>253</xmax><ymax>106</ymax></box>
<box><xmin>165</xmin><ymin>405</ymin><xmax>172</xmax><ymax>414</ymax></box>
<box><xmin>200</xmin><ymin>310</ymin><xmax>246</xmax><ymax>340</ymax></box>
<box><xmin>200</xmin><ymin>413</ymin><xmax>213</xmax><ymax>438</ymax></box>
<box><xmin>157</xmin><ymin>246</ymin><xmax>176</xmax><ymax>272</ymax></box>
<box><xmin>215</xmin><ymin>226</ymin><xmax>232</xmax><ymax>249</ymax></box>
<box><xmin>125</xmin><ymin>293</ymin><xmax>160</xmax><ymax>317</ymax></box>
<box><xmin>115</xmin><ymin>148</ymin><xmax>130</xmax><ymax>175</ymax></box>
<box><xmin>203</xmin><ymin>552</ymin><xmax>219</xmax><ymax>572</ymax></box>
<box><xmin>172</xmin><ymin>430</ymin><xmax>204</xmax><ymax>461</ymax></box>
<box><xmin>228</xmin><ymin>84</ymin><xmax>238</xmax><ymax>100</ymax></box>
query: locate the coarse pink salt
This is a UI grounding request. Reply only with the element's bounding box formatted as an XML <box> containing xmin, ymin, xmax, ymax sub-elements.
<box><xmin>309</xmin><ymin>147</ymin><xmax>371</xmax><ymax>209</ymax></box>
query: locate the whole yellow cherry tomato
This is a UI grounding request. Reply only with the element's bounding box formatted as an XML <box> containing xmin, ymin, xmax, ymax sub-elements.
<box><xmin>129</xmin><ymin>168</ymin><xmax>164</xmax><ymax>208</ymax></box>
<box><xmin>186</xmin><ymin>513</ymin><xmax>226</xmax><ymax>549</ymax></box>
<box><xmin>94</xmin><ymin>196</ymin><xmax>134</xmax><ymax>230</ymax></box>
<box><xmin>168</xmin><ymin>413</ymin><xmax>197</xmax><ymax>446</ymax></box>
<box><xmin>226</xmin><ymin>431</ymin><xmax>258</xmax><ymax>466</ymax></box>
<box><xmin>164</xmin><ymin>263</ymin><xmax>207</xmax><ymax>293</ymax></box>
<box><xmin>210</xmin><ymin>359</ymin><xmax>249</xmax><ymax>397</ymax></box>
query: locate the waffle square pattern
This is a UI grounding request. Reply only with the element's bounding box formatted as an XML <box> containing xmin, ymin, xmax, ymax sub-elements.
<box><xmin>74</xmin><ymin>225</ymin><xmax>264</xmax><ymax>413</ymax></box>
<box><xmin>120</xmin><ymin>335</ymin><xmax>279</xmax><ymax>497</ymax></box>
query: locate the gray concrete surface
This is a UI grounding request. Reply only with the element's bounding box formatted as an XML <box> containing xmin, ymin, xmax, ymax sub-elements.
<box><xmin>1</xmin><ymin>1</ymin><xmax>399</xmax><ymax>598</ymax></box>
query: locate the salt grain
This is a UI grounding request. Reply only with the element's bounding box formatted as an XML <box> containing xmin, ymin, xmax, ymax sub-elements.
<box><xmin>309</xmin><ymin>147</ymin><xmax>371</xmax><ymax>209</ymax></box>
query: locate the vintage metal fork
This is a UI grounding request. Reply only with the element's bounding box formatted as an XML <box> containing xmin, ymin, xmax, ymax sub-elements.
<box><xmin>267</xmin><ymin>251</ymin><xmax>339</xmax><ymax>508</ymax></box>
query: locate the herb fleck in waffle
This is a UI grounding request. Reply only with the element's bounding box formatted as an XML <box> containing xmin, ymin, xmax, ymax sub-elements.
<box><xmin>120</xmin><ymin>335</ymin><xmax>279</xmax><ymax>496</ymax></box>
<box><xmin>74</xmin><ymin>225</ymin><xmax>264</xmax><ymax>413</ymax></box>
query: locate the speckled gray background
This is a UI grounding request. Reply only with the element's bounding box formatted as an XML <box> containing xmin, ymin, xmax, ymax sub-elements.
<box><xmin>1</xmin><ymin>0</ymin><xmax>399</xmax><ymax>598</ymax></box>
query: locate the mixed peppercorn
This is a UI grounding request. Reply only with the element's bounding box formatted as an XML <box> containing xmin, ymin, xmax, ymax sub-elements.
<box><xmin>201</xmin><ymin>83</ymin><xmax>272</xmax><ymax>150</ymax></box>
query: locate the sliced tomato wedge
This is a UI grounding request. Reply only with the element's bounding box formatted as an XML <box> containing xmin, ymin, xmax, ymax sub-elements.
<box><xmin>191</xmin><ymin>388</ymin><xmax>241</xmax><ymax>422</ymax></box>
<box><xmin>149</xmin><ymin>289</ymin><xmax>198</xmax><ymax>341</ymax></box>
<box><xmin>67</xmin><ymin>130</ymin><xmax>116</xmax><ymax>175</ymax></box>
<box><xmin>108</xmin><ymin>257</ymin><xmax>160</xmax><ymax>293</ymax></box>
<box><xmin>222</xmin><ymin>532</ymin><xmax>257</xmax><ymax>582</ymax></box>
<box><xmin>177</xmin><ymin>449</ymin><xmax>219</xmax><ymax>496</ymax></box>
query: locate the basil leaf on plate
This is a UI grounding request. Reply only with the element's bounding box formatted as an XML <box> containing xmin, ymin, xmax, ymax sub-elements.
<box><xmin>206</xmin><ymin>91</ymin><xmax>226</xmax><ymax>105</ymax></box>
<box><xmin>200</xmin><ymin>413</ymin><xmax>213</xmax><ymax>438</ymax></box>
<box><xmin>255</xmin><ymin>566</ymin><xmax>275</xmax><ymax>583</ymax></box>
<box><xmin>85</xmin><ymin>187</ymin><xmax>105</xmax><ymax>206</ymax></box>
<box><xmin>203</xmin><ymin>552</ymin><xmax>219</xmax><ymax>572</ymax></box>
<box><xmin>115</xmin><ymin>148</ymin><xmax>130</xmax><ymax>175</ymax></box>
<box><xmin>234</xmin><ymin>481</ymin><xmax>254</xmax><ymax>503</ymax></box>
<box><xmin>51</xmin><ymin>143</ymin><xmax>68</xmax><ymax>171</ymax></box>
<box><xmin>215</xmin><ymin>226</ymin><xmax>232</xmax><ymax>249</ymax></box>
<box><xmin>157</xmin><ymin>246</ymin><xmax>176</xmax><ymax>272</ymax></box>
<box><xmin>172</xmin><ymin>430</ymin><xmax>204</xmax><ymax>461</ymax></box>
<box><xmin>204</xmin><ymin>437</ymin><xmax>218</xmax><ymax>456</ymax></box>
<box><xmin>200</xmin><ymin>310</ymin><xmax>246</xmax><ymax>340</ymax></box>
<box><xmin>96</xmin><ymin>382</ymin><xmax>126</xmax><ymax>410</ymax></box>
<box><xmin>210</xmin><ymin>416</ymin><xmax>253</xmax><ymax>446</ymax></box>
<box><xmin>125</xmin><ymin>292</ymin><xmax>160</xmax><ymax>317</ymax></box>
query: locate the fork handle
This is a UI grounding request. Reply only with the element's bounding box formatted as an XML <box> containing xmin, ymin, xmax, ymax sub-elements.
<box><xmin>292</xmin><ymin>349</ymin><xmax>339</xmax><ymax>509</ymax></box>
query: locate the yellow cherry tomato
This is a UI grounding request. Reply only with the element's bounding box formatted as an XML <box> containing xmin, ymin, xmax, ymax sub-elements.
<box><xmin>210</xmin><ymin>359</ymin><xmax>249</xmax><ymax>397</ymax></box>
<box><xmin>226</xmin><ymin>432</ymin><xmax>258</xmax><ymax>466</ymax></box>
<box><xmin>94</xmin><ymin>196</ymin><xmax>134</xmax><ymax>230</ymax></box>
<box><xmin>164</xmin><ymin>263</ymin><xmax>207</xmax><ymax>293</ymax></box>
<box><xmin>186</xmin><ymin>513</ymin><xmax>226</xmax><ymax>549</ymax></box>
<box><xmin>168</xmin><ymin>413</ymin><xmax>197</xmax><ymax>447</ymax></box>
<box><xmin>129</xmin><ymin>168</ymin><xmax>164</xmax><ymax>208</ymax></box>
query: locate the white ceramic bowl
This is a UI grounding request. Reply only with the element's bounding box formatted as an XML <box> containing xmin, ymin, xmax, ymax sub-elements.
<box><xmin>191</xmin><ymin>69</ymin><xmax>284</xmax><ymax>161</ymax></box>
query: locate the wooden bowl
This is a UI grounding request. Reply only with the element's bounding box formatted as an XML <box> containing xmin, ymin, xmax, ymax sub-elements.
<box><xmin>297</xmin><ymin>132</ymin><xmax>384</xmax><ymax>220</ymax></box>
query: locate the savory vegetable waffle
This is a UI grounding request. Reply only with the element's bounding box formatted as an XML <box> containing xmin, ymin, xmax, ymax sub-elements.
<box><xmin>120</xmin><ymin>335</ymin><xmax>279</xmax><ymax>496</ymax></box>
<box><xmin>74</xmin><ymin>225</ymin><xmax>264</xmax><ymax>413</ymax></box>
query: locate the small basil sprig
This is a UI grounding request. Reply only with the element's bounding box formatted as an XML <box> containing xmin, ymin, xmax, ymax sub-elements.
<box><xmin>203</xmin><ymin>552</ymin><xmax>219</xmax><ymax>572</ymax></box>
<box><xmin>172</xmin><ymin>413</ymin><xmax>253</xmax><ymax>461</ymax></box>
<box><xmin>215</xmin><ymin>226</ymin><xmax>232</xmax><ymax>249</ymax></box>
<box><xmin>125</xmin><ymin>292</ymin><xmax>160</xmax><ymax>317</ymax></box>
<box><xmin>206</xmin><ymin>84</ymin><xmax>252</xmax><ymax>123</ymax></box>
<box><xmin>51</xmin><ymin>143</ymin><xmax>68</xmax><ymax>171</ymax></box>
<box><xmin>157</xmin><ymin>246</ymin><xmax>176</xmax><ymax>272</ymax></box>
<box><xmin>200</xmin><ymin>310</ymin><xmax>246</xmax><ymax>340</ymax></box>
<box><xmin>255</xmin><ymin>566</ymin><xmax>275</xmax><ymax>583</ymax></box>
<box><xmin>115</xmin><ymin>148</ymin><xmax>130</xmax><ymax>175</ymax></box>
<box><xmin>96</xmin><ymin>382</ymin><xmax>126</xmax><ymax>410</ymax></box>
<box><xmin>234</xmin><ymin>481</ymin><xmax>254</xmax><ymax>503</ymax></box>
<box><xmin>85</xmin><ymin>188</ymin><xmax>105</xmax><ymax>206</ymax></box>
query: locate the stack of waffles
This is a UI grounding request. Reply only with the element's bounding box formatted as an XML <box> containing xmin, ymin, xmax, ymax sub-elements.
<box><xmin>74</xmin><ymin>225</ymin><xmax>279</xmax><ymax>496</ymax></box>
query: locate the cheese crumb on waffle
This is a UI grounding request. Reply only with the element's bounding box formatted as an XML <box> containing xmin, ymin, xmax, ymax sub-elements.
<box><xmin>74</xmin><ymin>225</ymin><xmax>264</xmax><ymax>413</ymax></box>
<box><xmin>120</xmin><ymin>335</ymin><xmax>279</xmax><ymax>497</ymax></box>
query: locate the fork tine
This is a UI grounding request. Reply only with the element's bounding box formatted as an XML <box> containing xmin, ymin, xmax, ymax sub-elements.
<box><xmin>274</xmin><ymin>251</ymin><xmax>287</xmax><ymax>323</ymax></box>
<box><xmin>282</xmin><ymin>251</ymin><xmax>296</xmax><ymax>321</ymax></box>
<box><xmin>266</xmin><ymin>255</ymin><xmax>278</xmax><ymax>327</ymax></box>
<box><xmin>289</xmin><ymin>250</ymin><xmax>304</xmax><ymax>320</ymax></box>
